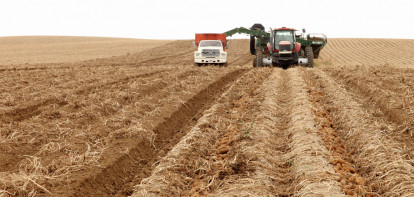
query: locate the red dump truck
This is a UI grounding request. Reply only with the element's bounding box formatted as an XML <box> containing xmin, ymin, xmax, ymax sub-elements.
<box><xmin>193</xmin><ymin>33</ymin><xmax>228</xmax><ymax>66</ymax></box>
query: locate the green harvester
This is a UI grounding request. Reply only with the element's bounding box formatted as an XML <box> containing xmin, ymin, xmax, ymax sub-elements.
<box><xmin>225</xmin><ymin>23</ymin><xmax>327</xmax><ymax>68</ymax></box>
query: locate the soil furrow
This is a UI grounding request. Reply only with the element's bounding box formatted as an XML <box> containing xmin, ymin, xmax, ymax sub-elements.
<box><xmin>301</xmin><ymin>68</ymin><xmax>374</xmax><ymax>196</ymax></box>
<box><xmin>284</xmin><ymin>68</ymin><xmax>343</xmax><ymax>196</ymax></box>
<box><xmin>132</xmin><ymin>68</ymin><xmax>270</xmax><ymax>196</ymax></box>
<box><xmin>0</xmin><ymin>69</ymin><xmax>197</xmax><ymax>173</ymax></box>
<box><xmin>322</xmin><ymin>66</ymin><xmax>414</xmax><ymax>162</ymax></box>
<box><xmin>323</xmin><ymin>66</ymin><xmax>413</xmax><ymax>126</ymax></box>
<box><xmin>307</xmin><ymin>69</ymin><xmax>414</xmax><ymax>196</ymax></box>
<box><xmin>210</xmin><ymin>68</ymin><xmax>294</xmax><ymax>196</ymax></box>
<box><xmin>191</xmin><ymin>69</ymin><xmax>270</xmax><ymax>196</ymax></box>
<box><xmin>0</xmin><ymin>69</ymin><xmax>170</xmax><ymax>124</ymax></box>
<box><xmin>66</xmin><ymin>68</ymin><xmax>248</xmax><ymax>197</ymax></box>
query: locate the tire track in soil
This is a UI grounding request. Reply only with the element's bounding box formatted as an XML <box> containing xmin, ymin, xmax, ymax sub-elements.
<box><xmin>67</xmin><ymin>68</ymin><xmax>248</xmax><ymax>197</ymax></box>
<box><xmin>0</xmin><ymin>69</ymin><xmax>198</xmax><ymax>174</ymax></box>
<box><xmin>301</xmin><ymin>68</ymin><xmax>374</xmax><ymax>196</ymax></box>
<box><xmin>307</xmin><ymin>69</ymin><xmax>414</xmax><ymax>196</ymax></box>
<box><xmin>0</xmin><ymin>69</ymin><xmax>171</xmax><ymax>124</ymax></box>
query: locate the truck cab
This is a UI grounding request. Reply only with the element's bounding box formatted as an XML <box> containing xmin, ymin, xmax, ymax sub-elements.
<box><xmin>193</xmin><ymin>33</ymin><xmax>228</xmax><ymax>66</ymax></box>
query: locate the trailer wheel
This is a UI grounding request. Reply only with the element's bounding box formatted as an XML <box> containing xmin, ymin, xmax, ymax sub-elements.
<box><xmin>305</xmin><ymin>47</ymin><xmax>314</xmax><ymax>68</ymax></box>
<box><xmin>255</xmin><ymin>47</ymin><xmax>263</xmax><ymax>67</ymax></box>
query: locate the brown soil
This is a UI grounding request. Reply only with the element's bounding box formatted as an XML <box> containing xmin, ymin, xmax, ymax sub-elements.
<box><xmin>1</xmin><ymin>37</ymin><xmax>414</xmax><ymax>196</ymax></box>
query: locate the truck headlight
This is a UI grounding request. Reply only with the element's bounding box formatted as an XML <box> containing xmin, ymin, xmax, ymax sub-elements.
<box><xmin>221</xmin><ymin>53</ymin><xmax>226</xmax><ymax>57</ymax></box>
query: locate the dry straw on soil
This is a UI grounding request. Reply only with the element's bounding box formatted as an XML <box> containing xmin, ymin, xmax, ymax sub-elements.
<box><xmin>2</xmin><ymin>37</ymin><xmax>414</xmax><ymax>196</ymax></box>
<box><xmin>284</xmin><ymin>69</ymin><xmax>343</xmax><ymax>196</ymax></box>
<box><xmin>308</xmin><ymin>69</ymin><xmax>414</xmax><ymax>196</ymax></box>
<box><xmin>132</xmin><ymin>68</ymin><xmax>346</xmax><ymax>196</ymax></box>
<box><xmin>132</xmin><ymin>69</ymin><xmax>262</xmax><ymax>196</ymax></box>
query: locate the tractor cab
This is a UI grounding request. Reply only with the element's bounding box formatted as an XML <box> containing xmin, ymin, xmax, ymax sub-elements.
<box><xmin>271</xmin><ymin>27</ymin><xmax>300</xmax><ymax>66</ymax></box>
<box><xmin>273</xmin><ymin>28</ymin><xmax>296</xmax><ymax>52</ymax></box>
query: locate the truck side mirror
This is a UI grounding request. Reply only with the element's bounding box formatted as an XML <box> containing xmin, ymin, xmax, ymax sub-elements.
<box><xmin>192</xmin><ymin>41</ymin><xmax>196</xmax><ymax>49</ymax></box>
<box><xmin>226</xmin><ymin>41</ymin><xmax>229</xmax><ymax>49</ymax></box>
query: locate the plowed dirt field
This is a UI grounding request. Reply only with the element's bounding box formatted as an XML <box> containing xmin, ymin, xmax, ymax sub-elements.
<box><xmin>1</xmin><ymin>37</ymin><xmax>414</xmax><ymax>196</ymax></box>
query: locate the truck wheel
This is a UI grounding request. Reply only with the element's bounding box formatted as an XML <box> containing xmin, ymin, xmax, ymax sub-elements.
<box><xmin>305</xmin><ymin>47</ymin><xmax>314</xmax><ymax>68</ymax></box>
<box><xmin>255</xmin><ymin>47</ymin><xmax>263</xmax><ymax>67</ymax></box>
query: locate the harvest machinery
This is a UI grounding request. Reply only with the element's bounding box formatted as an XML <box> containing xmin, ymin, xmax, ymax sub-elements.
<box><xmin>225</xmin><ymin>23</ymin><xmax>327</xmax><ymax>68</ymax></box>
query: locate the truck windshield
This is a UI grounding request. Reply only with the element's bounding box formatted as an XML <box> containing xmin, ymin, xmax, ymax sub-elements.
<box><xmin>274</xmin><ymin>31</ymin><xmax>294</xmax><ymax>50</ymax></box>
<box><xmin>199</xmin><ymin>41</ymin><xmax>222</xmax><ymax>47</ymax></box>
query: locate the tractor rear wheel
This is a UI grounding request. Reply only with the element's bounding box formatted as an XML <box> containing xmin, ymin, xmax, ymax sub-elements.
<box><xmin>305</xmin><ymin>47</ymin><xmax>314</xmax><ymax>68</ymax></box>
<box><xmin>249</xmin><ymin>24</ymin><xmax>264</xmax><ymax>55</ymax></box>
<box><xmin>255</xmin><ymin>47</ymin><xmax>263</xmax><ymax>67</ymax></box>
<box><xmin>250</xmin><ymin>36</ymin><xmax>256</xmax><ymax>55</ymax></box>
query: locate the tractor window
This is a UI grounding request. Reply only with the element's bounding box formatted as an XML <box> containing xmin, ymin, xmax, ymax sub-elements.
<box><xmin>274</xmin><ymin>31</ymin><xmax>294</xmax><ymax>50</ymax></box>
<box><xmin>199</xmin><ymin>41</ymin><xmax>222</xmax><ymax>47</ymax></box>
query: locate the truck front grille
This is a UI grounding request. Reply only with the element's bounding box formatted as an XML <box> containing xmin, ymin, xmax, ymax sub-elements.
<box><xmin>201</xmin><ymin>49</ymin><xmax>220</xmax><ymax>57</ymax></box>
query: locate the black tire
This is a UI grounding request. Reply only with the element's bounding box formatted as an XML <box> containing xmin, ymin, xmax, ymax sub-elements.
<box><xmin>250</xmin><ymin>36</ymin><xmax>256</xmax><ymax>55</ymax></box>
<box><xmin>249</xmin><ymin>24</ymin><xmax>264</xmax><ymax>55</ymax></box>
<box><xmin>305</xmin><ymin>47</ymin><xmax>314</xmax><ymax>68</ymax></box>
<box><xmin>250</xmin><ymin>23</ymin><xmax>265</xmax><ymax>30</ymax></box>
<box><xmin>255</xmin><ymin>47</ymin><xmax>263</xmax><ymax>67</ymax></box>
<box><xmin>253</xmin><ymin>58</ymin><xmax>257</xmax><ymax>67</ymax></box>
